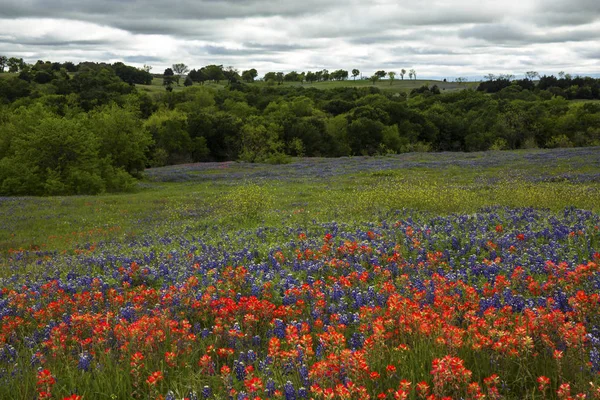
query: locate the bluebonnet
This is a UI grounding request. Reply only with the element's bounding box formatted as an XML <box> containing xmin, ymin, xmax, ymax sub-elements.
<box><xmin>284</xmin><ymin>381</ymin><xmax>296</xmax><ymax>400</ymax></box>
<box><xmin>266</xmin><ymin>378</ymin><xmax>276</xmax><ymax>396</ymax></box>
<box><xmin>78</xmin><ymin>352</ymin><xmax>92</xmax><ymax>372</ymax></box>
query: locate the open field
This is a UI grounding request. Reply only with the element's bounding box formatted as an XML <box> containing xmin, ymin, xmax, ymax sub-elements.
<box><xmin>136</xmin><ymin>77</ymin><xmax>480</xmax><ymax>94</ymax></box>
<box><xmin>1</xmin><ymin>147</ymin><xmax>600</xmax><ymax>399</ymax></box>
<box><xmin>2</xmin><ymin>147</ymin><xmax>599</xmax><ymax>254</ymax></box>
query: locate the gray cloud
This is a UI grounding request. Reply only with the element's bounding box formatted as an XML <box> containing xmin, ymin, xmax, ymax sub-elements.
<box><xmin>200</xmin><ymin>43</ymin><xmax>311</xmax><ymax>56</ymax></box>
<box><xmin>533</xmin><ymin>0</ymin><xmax>600</xmax><ymax>26</ymax></box>
<box><xmin>0</xmin><ymin>0</ymin><xmax>599</xmax><ymax>78</ymax></box>
<box><xmin>123</xmin><ymin>55</ymin><xmax>166</xmax><ymax>63</ymax></box>
<box><xmin>459</xmin><ymin>23</ymin><xmax>600</xmax><ymax>44</ymax></box>
<box><xmin>0</xmin><ymin>38</ymin><xmax>110</xmax><ymax>47</ymax></box>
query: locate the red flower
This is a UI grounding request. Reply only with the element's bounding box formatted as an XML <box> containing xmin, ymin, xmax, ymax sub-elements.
<box><xmin>165</xmin><ymin>351</ymin><xmax>176</xmax><ymax>367</ymax></box>
<box><xmin>146</xmin><ymin>371</ymin><xmax>163</xmax><ymax>386</ymax></box>
<box><xmin>557</xmin><ymin>383</ymin><xmax>571</xmax><ymax>399</ymax></box>
<box><xmin>244</xmin><ymin>377</ymin><xmax>264</xmax><ymax>393</ymax></box>
<box><xmin>537</xmin><ymin>376</ymin><xmax>550</xmax><ymax>392</ymax></box>
<box><xmin>37</xmin><ymin>369</ymin><xmax>56</xmax><ymax>387</ymax></box>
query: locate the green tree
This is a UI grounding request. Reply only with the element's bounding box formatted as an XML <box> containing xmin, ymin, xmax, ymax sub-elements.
<box><xmin>203</xmin><ymin>65</ymin><xmax>225</xmax><ymax>82</ymax></box>
<box><xmin>263</xmin><ymin>72</ymin><xmax>277</xmax><ymax>82</ymax></box>
<box><xmin>0</xmin><ymin>76</ymin><xmax>31</xmax><ymax>103</ymax></box>
<box><xmin>112</xmin><ymin>62</ymin><xmax>152</xmax><ymax>84</ymax></box>
<box><xmin>144</xmin><ymin>109</ymin><xmax>192</xmax><ymax>165</ymax></box>
<box><xmin>0</xmin><ymin>105</ymin><xmax>134</xmax><ymax>195</ymax></box>
<box><xmin>284</xmin><ymin>71</ymin><xmax>300</xmax><ymax>82</ymax></box>
<box><xmin>239</xmin><ymin>116</ymin><xmax>286</xmax><ymax>163</ymax></box>
<box><xmin>305</xmin><ymin>71</ymin><xmax>316</xmax><ymax>84</ymax></box>
<box><xmin>223</xmin><ymin>66</ymin><xmax>240</xmax><ymax>83</ymax></box>
<box><xmin>525</xmin><ymin>71</ymin><xmax>539</xmax><ymax>80</ymax></box>
<box><xmin>70</xmin><ymin>66</ymin><xmax>134</xmax><ymax>110</ymax></box>
<box><xmin>163</xmin><ymin>68</ymin><xmax>175</xmax><ymax>91</ymax></box>
<box><xmin>184</xmin><ymin>76</ymin><xmax>194</xmax><ymax>87</ymax></box>
<box><xmin>331</xmin><ymin>70</ymin><xmax>349</xmax><ymax>81</ymax></box>
<box><xmin>388</xmin><ymin>71</ymin><xmax>396</xmax><ymax>85</ymax></box>
<box><xmin>400</xmin><ymin>69</ymin><xmax>406</xmax><ymax>80</ymax></box>
<box><xmin>241</xmin><ymin>68</ymin><xmax>258</xmax><ymax>82</ymax></box>
<box><xmin>8</xmin><ymin>57</ymin><xmax>26</xmax><ymax>73</ymax></box>
<box><xmin>381</xmin><ymin>124</ymin><xmax>403</xmax><ymax>153</ymax></box>
<box><xmin>172</xmin><ymin>63</ymin><xmax>189</xmax><ymax>85</ymax></box>
<box><xmin>0</xmin><ymin>56</ymin><xmax>6</xmax><ymax>72</ymax></box>
<box><xmin>85</xmin><ymin>103</ymin><xmax>153</xmax><ymax>176</ymax></box>
<box><xmin>352</xmin><ymin>69</ymin><xmax>360</xmax><ymax>80</ymax></box>
<box><xmin>276</xmin><ymin>72</ymin><xmax>284</xmax><ymax>85</ymax></box>
<box><xmin>325</xmin><ymin>114</ymin><xmax>351</xmax><ymax>156</ymax></box>
<box><xmin>347</xmin><ymin>117</ymin><xmax>385</xmax><ymax>155</ymax></box>
<box><xmin>187</xmin><ymin>69</ymin><xmax>202</xmax><ymax>84</ymax></box>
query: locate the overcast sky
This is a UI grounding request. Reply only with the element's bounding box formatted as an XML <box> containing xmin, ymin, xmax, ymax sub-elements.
<box><xmin>1</xmin><ymin>0</ymin><xmax>599</xmax><ymax>79</ymax></box>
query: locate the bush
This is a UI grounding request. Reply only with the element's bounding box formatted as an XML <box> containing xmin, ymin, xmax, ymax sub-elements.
<box><xmin>546</xmin><ymin>134</ymin><xmax>573</xmax><ymax>148</ymax></box>
<box><xmin>0</xmin><ymin>104</ymin><xmax>140</xmax><ymax>195</ymax></box>
<box><xmin>489</xmin><ymin>138</ymin><xmax>509</xmax><ymax>151</ymax></box>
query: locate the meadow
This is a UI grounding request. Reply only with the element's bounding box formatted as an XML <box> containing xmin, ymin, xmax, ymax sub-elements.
<box><xmin>135</xmin><ymin>77</ymin><xmax>479</xmax><ymax>95</ymax></box>
<box><xmin>1</xmin><ymin>147</ymin><xmax>600</xmax><ymax>399</ymax></box>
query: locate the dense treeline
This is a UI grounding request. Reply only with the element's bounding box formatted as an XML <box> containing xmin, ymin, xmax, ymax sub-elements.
<box><xmin>477</xmin><ymin>75</ymin><xmax>600</xmax><ymax>100</ymax></box>
<box><xmin>0</xmin><ymin>61</ymin><xmax>599</xmax><ymax>195</ymax></box>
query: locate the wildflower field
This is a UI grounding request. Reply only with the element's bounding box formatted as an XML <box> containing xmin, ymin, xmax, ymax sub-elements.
<box><xmin>2</xmin><ymin>148</ymin><xmax>600</xmax><ymax>400</ymax></box>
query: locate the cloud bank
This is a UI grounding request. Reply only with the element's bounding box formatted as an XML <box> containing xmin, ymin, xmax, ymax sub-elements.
<box><xmin>1</xmin><ymin>0</ymin><xmax>598</xmax><ymax>78</ymax></box>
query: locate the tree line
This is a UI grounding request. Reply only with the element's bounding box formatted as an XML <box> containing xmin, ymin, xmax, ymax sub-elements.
<box><xmin>155</xmin><ymin>63</ymin><xmax>419</xmax><ymax>89</ymax></box>
<box><xmin>477</xmin><ymin>73</ymin><xmax>600</xmax><ymax>100</ymax></box>
<box><xmin>0</xmin><ymin>59</ymin><xmax>599</xmax><ymax>195</ymax></box>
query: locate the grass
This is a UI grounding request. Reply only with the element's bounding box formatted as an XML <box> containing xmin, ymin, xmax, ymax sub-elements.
<box><xmin>1</xmin><ymin>147</ymin><xmax>599</xmax><ymax>255</ymax></box>
<box><xmin>1</xmin><ymin>147</ymin><xmax>600</xmax><ymax>399</ymax></box>
<box><xmin>135</xmin><ymin>77</ymin><xmax>480</xmax><ymax>95</ymax></box>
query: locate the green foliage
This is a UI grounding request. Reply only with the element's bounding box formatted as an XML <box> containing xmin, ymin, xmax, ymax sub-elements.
<box><xmin>70</xmin><ymin>66</ymin><xmax>134</xmax><ymax>110</ymax></box>
<box><xmin>241</xmin><ymin>68</ymin><xmax>258</xmax><ymax>83</ymax></box>
<box><xmin>84</xmin><ymin>103</ymin><xmax>153</xmax><ymax>176</ymax></box>
<box><xmin>144</xmin><ymin>109</ymin><xmax>192</xmax><ymax>166</ymax></box>
<box><xmin>0</xmin><ymin>76</ymin><xmax>31</xmax><ymax>103</ymax></box>
<box><xmin>112</xmin><ymin>62</ymin><xmax>152</xmax><ymax>85</ymax></box>
<box><xmin>489</xmin><ymin>138</ymin><xmax>509</xmax><ymax>151</ymax></box>
<box><xmin>287</xmin><ymin>137</ymin><xmax>306</xmax><ymax>157</ymax></box>
<box><xmin>325</xmin><ymin>114</ymin><xmax>351</xmax><ymax>156</ymax></box>
<box><xmin>547</xmin><ymin>134</ymin><xmax>574</xmax><ymax>148</ymax></box>
<box><xmin>381</xmin><ymin>124</ymin><xmax>403</xmax><ymax>153</ymax></box>
<box><xmin>0</xmin><ymin>104</ymin><xmax>136</xmax><ymax>195</ymax></box>
<box><xmin>347</xmin><ymin>117</ymin><xmax>385</xmax><ymax>155</ymax></box>
<box><xmin>239</xmin><ymin>116</ymin><xmax>286</xmax><ymax>163</ymax></box>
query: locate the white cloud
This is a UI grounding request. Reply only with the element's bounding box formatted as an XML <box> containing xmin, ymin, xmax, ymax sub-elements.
<box><xmin>0</xmin><ymin>0</ymin><xmax>598</xmax><ymax>78</ymax></box>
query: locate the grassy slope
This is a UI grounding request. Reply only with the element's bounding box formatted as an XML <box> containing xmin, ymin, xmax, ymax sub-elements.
<box><xmin>136</xmin><ymin>77</ymin><xmax>479</xmax><ymax>94</ymax></box>
<box><xmin>1</xmin><ymin>148</ymin><xmax>599</xmax><ymax>256</ymax></box>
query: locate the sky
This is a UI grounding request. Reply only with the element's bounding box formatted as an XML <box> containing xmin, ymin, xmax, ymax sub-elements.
<box><xmin>1</xmin><ymin>0</ymin><xmax>599</xmax><ymax>80</ymax></box>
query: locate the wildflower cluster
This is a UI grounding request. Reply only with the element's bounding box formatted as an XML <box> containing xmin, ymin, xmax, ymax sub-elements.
<box><xmin>0</xmin><ymin>207</ymin><xmax>599</xmax><ymax>398</ymax></box>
